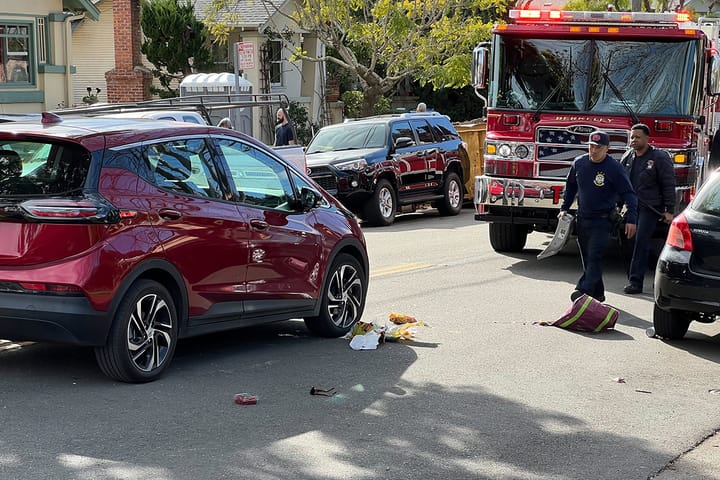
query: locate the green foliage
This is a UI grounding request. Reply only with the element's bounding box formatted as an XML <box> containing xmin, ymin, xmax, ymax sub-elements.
<box><xmin>340</xmin><ymin>90</ymin><xmax>364</xmax><ymax>118</ymax></box>
<box><xmin>413</xmin><ymin>84</ymin><xmax>486</xmax><ymax>122</ymax></box>
<box><xmin>82</xmin><ymin>87</ymin><xmax>101</xmax><ymax>105</ymax></box>
<box><xmin>205</xmin><ymin>0</ymin><xmax>510</xmax><ymax>111</ymax></box>
<box><xmin>288</xmin><ymin>101</ymin><xmax>318</xmax><ymax>146</ymax></box>
<box><xmin>140</xmin><ymin>0</ymin><xmax>214</xmax><ymax>97</ymax></box>
<box><xmin>564</xmin><ymin>0</ymin><xmax>629</xmax><ymax>10</ymax></box>
<box><xmin>373</xmin><ymin>96</ymin><xmax>392</xmax><ymax>115</ymax></box>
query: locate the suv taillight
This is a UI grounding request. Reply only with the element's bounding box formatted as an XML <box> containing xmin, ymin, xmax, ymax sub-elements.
<box><xmin>666</xmin><ymin>213</ymin><xmax>693</xmax><ymax>251</ymax></box>
<box><xmin>19</xmin><ymin>196</ymin><xmax>120</xmax><ymax>223</ymax></box>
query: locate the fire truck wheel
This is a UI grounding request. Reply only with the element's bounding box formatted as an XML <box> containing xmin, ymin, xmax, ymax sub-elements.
<box><xmin>437</xmin><ymin>172</ymin><xmax>463</xmax><ymax>216</ymax></box>
<box><xmin>489</xmin><ymin>223</ymin><xmax>528</xmax><ymax>252</ymax></box>
<box><xmin>364</xmin><ymin>179</ymin><xmax>396</xmax><ymax>226</ymax></box>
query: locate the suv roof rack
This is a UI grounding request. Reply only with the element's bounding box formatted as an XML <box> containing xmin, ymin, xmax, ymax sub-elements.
<box><xmin>342</xmin><ymin>111</ymin><xmax>446</xmax><ymax>123</ymax></box>
<box><xmin>51</xmin><ymin>93</ymin><xmax>292</xmax><ymax>125</ymax></box>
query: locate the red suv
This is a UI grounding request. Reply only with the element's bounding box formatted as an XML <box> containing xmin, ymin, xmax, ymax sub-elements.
<box><xmin>0</xmin><ymin>114</ymin><xmax>368</xmax><ymax>382</ymax></box>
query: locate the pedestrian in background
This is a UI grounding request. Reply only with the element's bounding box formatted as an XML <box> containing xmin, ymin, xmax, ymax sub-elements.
<box><xmin>416</xmin><ymin>102</ymin><xmax>427</xmax><ymax>112</ymax></box>
<box><xmin>274</xmin><ymin>107</ymin><xmax>296</xmax><ymax>146</ymax></box>
<box><xmin>620</xmin><ymin>123</ymin><xmax>676</xmax><ymax>294</ymax></box>
<box><xmin>559</xmin><ymin>130</ymin><xmax>638</xmax><ymax>303</ymax></box>
<box><xmin>217</xmin><ymin>117</ymin><xmax>233</xmax><ymax>129</ymax></box>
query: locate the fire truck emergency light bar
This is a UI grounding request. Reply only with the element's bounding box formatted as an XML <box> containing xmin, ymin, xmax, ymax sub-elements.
<box><xmin>509</xmin><ymin>9</ymin><xmax>691</xmax><ymax>24</ymax></box>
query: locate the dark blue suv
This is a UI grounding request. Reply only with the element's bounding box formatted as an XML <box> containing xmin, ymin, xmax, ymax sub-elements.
<box><xmin>305</xmin><ymin>113</ymin><xmax>467</xmax><ymax>226</ymax></box>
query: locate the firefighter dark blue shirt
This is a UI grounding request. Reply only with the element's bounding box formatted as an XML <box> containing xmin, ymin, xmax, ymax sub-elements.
<box><xmin>620</xmin><ymin>145</ymin><xmax>676</xmax><ymax>213</ymax></box>
<box><xmin>561</xmin><ymin>153</ymin><xmax>638</xmax><ymax>224</ymax></box>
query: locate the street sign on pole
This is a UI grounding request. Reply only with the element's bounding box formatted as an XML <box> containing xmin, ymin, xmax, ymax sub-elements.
<box><xmin>236</xmin><ymin>41</ymin><xmax>255</xmax><ymax>70</ymax></box>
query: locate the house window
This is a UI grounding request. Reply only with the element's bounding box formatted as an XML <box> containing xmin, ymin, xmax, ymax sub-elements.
<box><xmin>0</xmin><ymin>23</ymin><xmax>32</xmax><ymax>85</ymax></box>
<box><xmin>268</xmin><ymin>40</ymin><xmax>283</xmax><ymax>86</ymax></box>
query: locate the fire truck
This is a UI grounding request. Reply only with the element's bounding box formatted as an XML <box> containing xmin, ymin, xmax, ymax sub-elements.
<box><xmin>471</xmin><ymin>7</ymin><xmax>720</xmax><ymax>252</ymax></box>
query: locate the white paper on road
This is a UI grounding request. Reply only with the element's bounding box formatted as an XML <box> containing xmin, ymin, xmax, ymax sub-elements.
<box><xmin>349</xmin><ymin>331</ymin><xmax>381</xmax><ymax>350</ymax></box>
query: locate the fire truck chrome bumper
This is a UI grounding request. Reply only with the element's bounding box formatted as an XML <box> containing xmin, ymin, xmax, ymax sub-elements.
<box><xmin>474</xmin><ymin>175</ymin><xmax>567</xmax><ymax>210</ymax></box>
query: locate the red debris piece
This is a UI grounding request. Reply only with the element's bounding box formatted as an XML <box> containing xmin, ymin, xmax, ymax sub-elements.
<box><xmin>234</xmin><ymin>393</ymin><xmax>257</xmax><ymax>405</ymax></box>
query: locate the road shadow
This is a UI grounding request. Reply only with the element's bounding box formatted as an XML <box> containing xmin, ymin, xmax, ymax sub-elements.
<box><xmin>360</xmin><ymin>208</ymin><xmax>475</xmax><ymax>233</ymax></box>
<box><xmin>539</xmin><ymin>325</ymin><xmax>636</xmax><ymax>341</ymax></box>
<box><xmin>653</xmin><ymin>329</ymin><xmax>720</xmax><ymax>366</ymax></box>
<box><xmin>0</xmin><ymin>320</ymin><xmax>677</xmax><ymax>480</ymax></box>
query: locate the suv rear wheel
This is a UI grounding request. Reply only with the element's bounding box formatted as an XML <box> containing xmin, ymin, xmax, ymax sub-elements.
<box><xmin>364</xmin><ymin>179</ymin><xmax>396</xmax><ymax>226</ymax></box>
<box><xmin>652</xmin><ymin>304</ymin><xmax>691</xmax><ymax>340</ymax></box>
<box><xmin>95</xmin><ymin>280</ymin><xmax>178</xmax><ymax>383</ymax></box>
<box><xmin>436</xmin><ymin>172</ymin><xmax>463</xmax><ymax>216</ymax></box>
<box><xmin>305</xmin><ymin>253</ymin><xmax>366</xmax><ymax>337</ymax></box>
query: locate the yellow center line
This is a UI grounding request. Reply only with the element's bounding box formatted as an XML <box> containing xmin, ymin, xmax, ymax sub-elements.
<box><xmin>371</xmin><ymin>263</ymin><xmax>433</xmax><ymax>278</ymax></box>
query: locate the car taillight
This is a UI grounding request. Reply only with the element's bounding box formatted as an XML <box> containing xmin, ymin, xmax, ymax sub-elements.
<box><xmin>18</xmin><ymin>282</ymin><xmax>84</xmax><ymax>295</ymax></box>
<box><xmin>22</xmin><ymin>201</ymin><xmax>99</xmax><ymax>218</ymax></box>
<box><xmin>666</xmin><ymin>212</ymin><xmax>693</xmax><ymax>251</ymax></box>
<box><xmin>19</xmin><ymin>196</ymin><xmax>120</xmax><ymax>223</ymax></box>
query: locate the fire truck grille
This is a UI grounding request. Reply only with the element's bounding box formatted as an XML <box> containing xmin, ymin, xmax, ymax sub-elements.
<box><xmin>535</xmin><ymin>127</ymin><xmax>629</xmax><ymax>179</ymax></box>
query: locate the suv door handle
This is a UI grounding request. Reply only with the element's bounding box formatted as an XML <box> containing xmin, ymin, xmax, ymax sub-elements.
<box><xmin>250</xmin><ymin>219</ymin><xmax>269</xmax><ymax>230</ymax></box>
<box><xmin>424</xmin><ymin>148</ymin><xmax>439</xmax><ymax>155</ymax></box>
<box><xmin>158</xmin><ymin>208</ymin><xmax>181</xmax><ymax>220</ymax></box>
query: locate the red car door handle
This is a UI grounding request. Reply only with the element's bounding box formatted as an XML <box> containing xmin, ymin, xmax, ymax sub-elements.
<box><xmin>158</xmin><ymin>208</ymin><xmax>181</xmax><ymax>220</ymax></box>
<box><xmin>250</xmin><ymin>219</ymin><xmax>269</xmax><ymax>230</ymax></box>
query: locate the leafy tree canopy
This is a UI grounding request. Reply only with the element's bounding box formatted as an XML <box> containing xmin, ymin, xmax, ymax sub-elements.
<box><xmin>204</xmin><ymin>0</ymin><xmax>510</xmax><ymax>112</ymax></box>
<box><xmin>563</xmin><ymin>0</ymin><xmax>679</xmax><ymax>12</ymax></box>
<box><xmin>141</xmin><ymin>0</ymin><xmax>214</xmax><ymax>97</ymax></box>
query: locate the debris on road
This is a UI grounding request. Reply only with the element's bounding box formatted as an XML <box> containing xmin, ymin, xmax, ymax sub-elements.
<box><xmin>234</xmin><ymin>393</ymin><xmax>257</xmax><ymax>405</ymax></box>
<box><xmin>310</xmin><ymin>386</ymin><xmax>336</xmax><ymax>397</ymax></box>
<box><xmin>389</xmin><ymin>312</ymin><xmax>417</xmax><ymax>324</ymax></box>
<box><xmin>346</xmin><ymin>315</ymin><xmax>429</xmax><ymax>350</ymax></box>
<box><xmin>611</xmin><ymin>377</ymin><xmax>626</xmax><ymax>384</ymax></box>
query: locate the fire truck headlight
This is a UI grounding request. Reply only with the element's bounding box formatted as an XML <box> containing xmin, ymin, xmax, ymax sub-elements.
<box><xmin>498</xmin><ymin>144</ymin><xmax>512</xmax><ymax>157</ymax></box>
<box><xmin>515</xmin><ymin>144</ymin><xmax>530</xmax><ymax>159</ymax></box>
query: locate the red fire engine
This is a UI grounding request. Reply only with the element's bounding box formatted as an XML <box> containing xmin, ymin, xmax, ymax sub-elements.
<box><xmin>471</xmin><ymin>7</ymin><xmax>720</xmax><ymax>252</ymax></box>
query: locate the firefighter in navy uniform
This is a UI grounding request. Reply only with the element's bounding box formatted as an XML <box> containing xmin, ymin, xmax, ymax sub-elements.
<box><xmin>559</xmin><ymin>130</ymin><xmax>638</xmax><ymax>303</ymax></box>
<box><xmin>620</xmin><ymin>123</ymin><xmax>676</xmax><ymax>294</ymax></box>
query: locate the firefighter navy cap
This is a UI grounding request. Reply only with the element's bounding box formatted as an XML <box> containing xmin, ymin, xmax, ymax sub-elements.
<box><xmin>587</xmin><ymin>130</ymin><xmax>610</xmax><ymax>146</ymax></box>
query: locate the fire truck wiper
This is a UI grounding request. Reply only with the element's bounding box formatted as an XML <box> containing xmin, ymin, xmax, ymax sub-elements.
<box><xmin>601</xmin><ymin>72</ymin><xmax>640</xmax><ymax>125</ymax></box>
<box><xmin>531</xmin><ymin>66</ymin><xmax>574</xmax><ymax>122</ymax></box>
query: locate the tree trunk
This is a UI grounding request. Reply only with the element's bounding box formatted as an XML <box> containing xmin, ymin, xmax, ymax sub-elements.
<box><xmin>361</xmin><ymin>86</ymin><xmax>383</xmax><ymax>117</ymax></box>
<box><xmin>631</xmin><ymin>0</ymin><xmax>642</xmax><ymax>10</ymax></box>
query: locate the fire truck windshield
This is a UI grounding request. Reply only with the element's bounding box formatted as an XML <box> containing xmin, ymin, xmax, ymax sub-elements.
<box><xmin>492</xmin><ymin>37</ymin><xmax>702</xmax><ymax>116</ymax></box>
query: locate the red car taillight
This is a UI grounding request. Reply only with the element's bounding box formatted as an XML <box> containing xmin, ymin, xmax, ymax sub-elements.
<box><xmin>22</xmin><ymin>200</ymin><xmax>101</xmax><ymax>218</ymax></box>
<box><xmin>18</xmin><ymin>282</ymin><xmax>84</xmax><ymax>295</ymax></box>
<box><xmin>17</xmin><ymin>196</ymin><xmax>121</xmax><ymax>223</ymax></box>
<box><xmin>666</xmin><ymin>212</ymin><xmax>693</xmax><ymax>251</ymax></box>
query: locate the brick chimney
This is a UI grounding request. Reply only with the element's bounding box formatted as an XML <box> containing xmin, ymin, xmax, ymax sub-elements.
<box><xmin>105</xmin><ymin>0</ymin><xmax>152</xmax><ymax>102</ymax></box>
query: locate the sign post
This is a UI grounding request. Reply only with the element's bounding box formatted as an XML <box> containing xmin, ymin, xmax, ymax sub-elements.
<box><xmin>233</xmin><ymin>41</ymin><xmax>255</xmax><ymax>94</ymax></box>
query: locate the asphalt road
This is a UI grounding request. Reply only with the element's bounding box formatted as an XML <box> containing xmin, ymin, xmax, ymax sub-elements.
<box><xmin>1</xmin><ymin>207</ymin><xmax>720</xmax><ymax>479</ymax></box>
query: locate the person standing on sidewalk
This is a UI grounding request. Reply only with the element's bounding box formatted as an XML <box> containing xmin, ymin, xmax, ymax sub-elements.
<box><xmin>559</xmin><ymin>130</ymin><xmax>638</xmax><ymax>302</ymax></box>
<box><xmin>620</xmin><ymin>123</ymin><xmax>676</xmax><ymax>294</ymax></box>
<box><xmin>274</xmin><ymin>107</ymin><xmax>296</xmax><ymax>146</ymax></box>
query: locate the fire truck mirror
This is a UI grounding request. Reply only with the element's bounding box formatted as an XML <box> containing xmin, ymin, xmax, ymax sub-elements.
<box><xmin>472</xmin><ymin>43</ymin><xmax>489</xmax><ymax>90</ymax></box>
<box><xmin>708</xmin><ymin>54</ymin><xmax>720</xmax><ymax>96</ymax></box>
